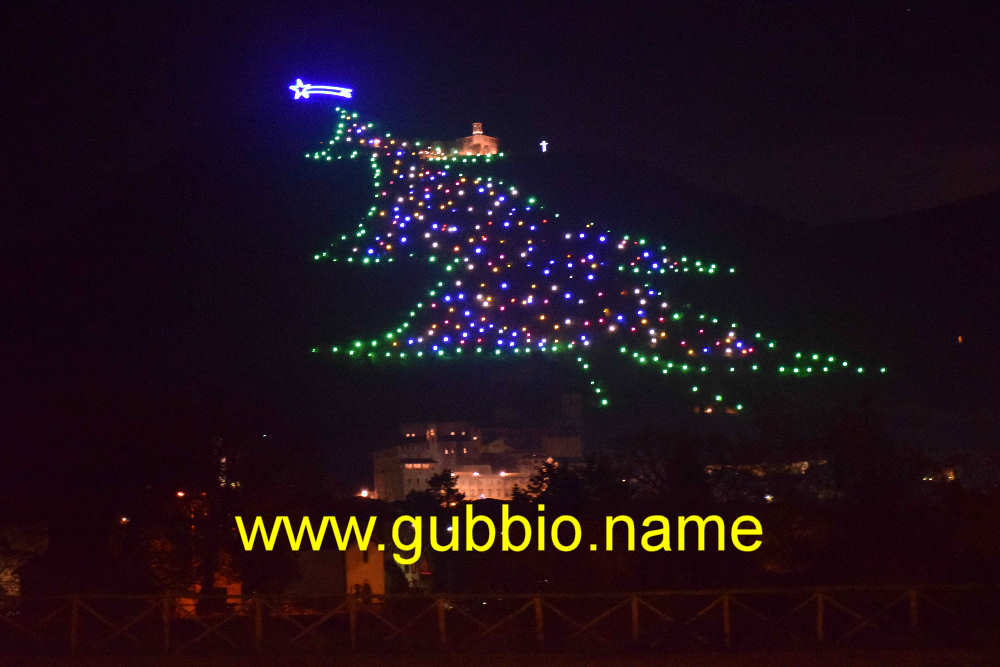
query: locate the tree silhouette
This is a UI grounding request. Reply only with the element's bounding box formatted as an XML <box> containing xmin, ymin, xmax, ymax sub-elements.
<box><xmin>423</xmin><ymin>469</ymin><xmax>465</xmax><ymax>508</ymax></box>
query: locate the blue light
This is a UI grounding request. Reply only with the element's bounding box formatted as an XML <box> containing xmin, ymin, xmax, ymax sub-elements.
<box><xmin>289</xmin><ymin>78</ymin><xmax>353</xmax><ymax>100</ymax></box>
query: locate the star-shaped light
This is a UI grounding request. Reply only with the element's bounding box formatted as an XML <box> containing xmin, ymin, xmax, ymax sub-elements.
<box><xmin>289</xmin><ymin>78</ymin><xmax>353</xmax><ymax>100</ymax></box>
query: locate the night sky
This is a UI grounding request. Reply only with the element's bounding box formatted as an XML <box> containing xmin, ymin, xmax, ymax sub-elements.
<box><xmin>5</xmin><ymin>2</ymin><xmax>999</xmax><ymax>504</ymax></box>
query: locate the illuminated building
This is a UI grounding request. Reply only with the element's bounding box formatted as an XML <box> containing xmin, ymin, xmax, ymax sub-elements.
<box><xmin>284</xmin><ymin>544</ymin><xmax>386</xmax><ymax>602</ymax></box>
<box><xmin>373</xmin><ymin>419</ymin><xmax>581</xmax><ymax>501</ymax></box>
<box><xmin>417</xmin><ymin>122</ymin><xmax>500</xmax><ymax>157</ymax></box>
<box><xmin>455</xmin><ymin>122</ymin><xmax>499</xmax><ymax>155</ymax></box>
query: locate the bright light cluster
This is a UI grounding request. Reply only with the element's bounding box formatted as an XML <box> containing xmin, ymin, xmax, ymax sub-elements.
<box><xmin>306</xmin><ymin>108</ymin><xmax>883</xmax><ymax>412</ymax></box>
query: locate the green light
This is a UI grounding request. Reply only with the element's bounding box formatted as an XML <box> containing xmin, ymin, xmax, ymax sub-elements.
<box><xmin>305</xmin><ymin>110</ymin><xmax>876</xmax><ymax>413</ymax></box>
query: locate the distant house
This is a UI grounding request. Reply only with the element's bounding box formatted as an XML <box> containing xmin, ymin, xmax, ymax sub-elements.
<box><xmin>454</xmin><ymin>122</ymin><xmax>499</xmax><ymax>155</ymax></box>
<box><xmin>372</xmin><ymin>417</ymin><xmax>583</xmax><ymax>502</ymax></box>
<box><xmin>284</xmin><ymin>543</ymin><xmax>386</xmax><ymax>601</ymax></box>
<box><xmin>419</xmin><ymin>123</ymin><xmax>500</xmax><ymax>157</ymax></box>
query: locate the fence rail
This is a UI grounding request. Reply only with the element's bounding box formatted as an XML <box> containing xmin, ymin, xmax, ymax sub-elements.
<box><xmin>0</xmin><ymin>585</ymin><xmax>994</xmax><ymax>655</ymax></box>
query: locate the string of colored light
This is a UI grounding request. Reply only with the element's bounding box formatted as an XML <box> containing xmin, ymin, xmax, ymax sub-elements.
<box><xmin>305</xmin><ymin>108</ymin><xmax>883</xmax><ymax>412</ymax></box>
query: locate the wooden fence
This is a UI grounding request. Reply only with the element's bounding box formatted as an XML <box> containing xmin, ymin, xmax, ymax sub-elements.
<box><xmin>0</xmin><ymin>585</ymin><xmax>994</xmax><ymax>655</ymax></box>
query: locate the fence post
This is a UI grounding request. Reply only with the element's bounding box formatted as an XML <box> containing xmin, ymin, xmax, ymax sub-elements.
<box><xmin>908</xmin><ymin>589</ymin><xmax>919</xmax><ymax>632</ymax></box>
<box><xmin>348</xmin><ymin>596</ymin><xmax>358</xmax><ymax>650</ymax></box>
<box><xmin>161</xmin><ymin>595</ymin><xmax>171</xmax><ymax>654</ymax></box>
<box><xmin>69</xmin><ymin>594</ymin><xmax>80</xmax><ymax>655</ymax></box>
<box><xmin>630</xmin><ymin>594</ymin><xmax>639</xmax><ymax>642</ymax></box>
<box><xmin>533</xmin><ymin>595</ymin><xmax>544</xmax><ymax>647</ymax></box>
<box><xmin>721</xmin><ymin>594</ymin><xmax>732</xmax><ymax>648</ymax></box>
<box><xmin>816</xmin><ymin>592</ymin><xmax>825</xmax><ymax>643</ymax></box>
<box><xmin>254</xmin><ymin>595</ymin><xmax>264</xmax><ymax>652</ymax></box>
<box><xmin>436</xmin><ymin>597</ymin><xmax>447</xmax><ymax>648</ymax></box>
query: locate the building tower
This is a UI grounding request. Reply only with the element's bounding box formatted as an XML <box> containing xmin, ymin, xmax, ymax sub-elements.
<box><xmin>425</xmin><ymin>425</ymin><xmax>439</xmax><ymax>460</ymax></box>
<box><xmin>456</xmin><ymin>123</ymin><xmax>499</xmax><ymax>155</ymax></box>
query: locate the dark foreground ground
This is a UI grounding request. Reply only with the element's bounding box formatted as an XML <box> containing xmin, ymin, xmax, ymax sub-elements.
<box><xmin>9</xmin><ymin>650</ymin><xmax>999</xmax><ymax>666</ymax></box>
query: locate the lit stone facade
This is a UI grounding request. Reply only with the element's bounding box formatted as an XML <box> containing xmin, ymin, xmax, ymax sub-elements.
<box><xmin>418</xmin><ymin>123</ymin><xmax>500</xmax><ymax>157</ymax></box>
<box><xmin>372</xmin><ymin>421</ymin><xmax>581</xmax><ymax>501</ymax></box>
<box><xmin>455</xmin><ymin>122</ymin><xmax>499</xmax><ymax>155</ymax></box>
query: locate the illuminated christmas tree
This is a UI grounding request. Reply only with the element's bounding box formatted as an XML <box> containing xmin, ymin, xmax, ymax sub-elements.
<box><xmin>300</xmin><ymin>102</ymin><xmax>882</xmax><ymax>412</ymax></box>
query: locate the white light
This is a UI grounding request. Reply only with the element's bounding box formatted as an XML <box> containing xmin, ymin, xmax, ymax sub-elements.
<box><xmin>289</xmin><ymin>78</ymin><xmax>353</xmax><ymax>100</ymax></box>
<box><xmin>539</xmin><ymin>139</ymin><xmax>548</xmax><ymax>152</ymax></box>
